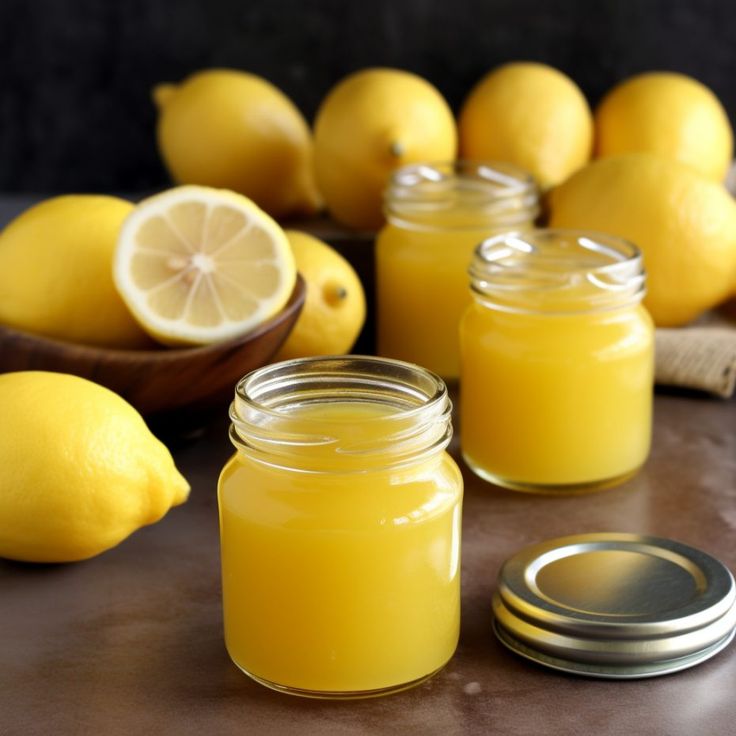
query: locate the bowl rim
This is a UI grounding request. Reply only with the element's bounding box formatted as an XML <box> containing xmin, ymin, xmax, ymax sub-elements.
<box><xmin>0</xmin><ymin>274</ymin><xmax>306</xmax><ymax>363</ymax></box>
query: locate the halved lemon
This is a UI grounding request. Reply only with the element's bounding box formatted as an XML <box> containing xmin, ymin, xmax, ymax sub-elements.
<box><xmin>113</xmin><ymin>186</ymin><xmax>296</xmax><ymax>345</ymax></box>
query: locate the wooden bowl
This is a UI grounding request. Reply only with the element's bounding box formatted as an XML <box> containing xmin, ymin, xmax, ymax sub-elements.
<box><xmin>0</xmin><ymin>276</ymin><xmax>305</xmax><ymax>415</ymax></box>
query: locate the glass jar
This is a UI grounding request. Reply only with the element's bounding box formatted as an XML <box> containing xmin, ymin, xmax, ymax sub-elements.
<box><xmin>376</xmin><ymin>160</ymin><xmax>539</xmax><ymax>379</ymax></box>
<box><xmin>218</xmin><ymin>356</ymin><xmax>463</xmax><ymax>698</ymax></box>
<box><xmin>460</xmin><ymin>229</ymin><xmax>654</xmax><ymax>493</ymax></box>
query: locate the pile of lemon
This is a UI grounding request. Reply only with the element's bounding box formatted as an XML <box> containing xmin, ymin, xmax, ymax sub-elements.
<box><xmin>0</xmin><ymin>70</ymin><xmax>375</xmax><ymax>564</ymax></box>
<box><xmin>0</xmin><ymin>183</ymin><xmax>366</xmax><ymax>563</ymax></box>
<box><xmin>152</xmin><ymin>64</ymin><xmax>736</xmax><ymax>329</ymax></box>
<box><xmin>1</xmin><ymin>62</ymin><xmax>735</xmax><ymax>564</ymax></box>
<box><xmin>2</xmin><ymin>63</ymin><xmax>734</xmax><ymax>355</ymax></box>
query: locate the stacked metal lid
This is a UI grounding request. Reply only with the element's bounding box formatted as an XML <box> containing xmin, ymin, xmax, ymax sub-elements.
<box><xmin>493</xmin><ymin>533</ymin><xmax>736</xmax><ymax>678</ymax></box>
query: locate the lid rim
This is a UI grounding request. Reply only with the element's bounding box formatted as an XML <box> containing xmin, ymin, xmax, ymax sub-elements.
<box><xmin>493</xmin><ymin>592</ymin><xmax>736</xmax><ymax>661</ymax></box>
<box><xmin>496</xmin><ymin>578</ymin><xmax>736</xmax><ymax>638</ymax></box>
<box><xmin>493</xmin><ymin>619</ymin><xmax>736</xmax><ymax>679</ymax></box>
<box><xmin>493</xmin><ymin>533</ymin><xmax>736</xmax><ymax>678</ymax></box>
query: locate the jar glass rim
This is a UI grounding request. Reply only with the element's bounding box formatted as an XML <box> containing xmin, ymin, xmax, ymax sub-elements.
<box><xmin>475</xmin><ymin>229</ymin><xmax>643</xmax><ymax>273</ymax></box>
<box><xmin>235</xmin><ymin>355</ymin><xmax>447</xmax><ymax>419</ymax></box>
<box><xmin>469</xmin><ymin>229</ymin><xmax>647</xmax><ymax>315</ymax></box>
<box><xmin>230</xmin><ymin>356</ymin><xmax>453</xmax><ymax>473</ymax></box>
<box><xmin>384</xmin><ymin>160</ymin><xmax>540</xmax><ymax>231</ymax></box>
<box><xmin>387</xmin><ymin>159</ymin><xmax>538</xmax><ymax>199</ymax></box>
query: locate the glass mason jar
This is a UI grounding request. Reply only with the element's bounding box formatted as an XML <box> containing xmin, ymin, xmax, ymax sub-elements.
<box><xmin>218</xmin><ymin>356</ymin><xmax>463</xmax><ymax>698</ymax></box>
<box><xmin>376</xmin><ymin>160</ymin><xmax>539</xmax><ymax>379</ymax></box>
<box><xmin>460</xmin><ymin>229</ymin><xmax>654</xmax><ymax>493</ymax></box>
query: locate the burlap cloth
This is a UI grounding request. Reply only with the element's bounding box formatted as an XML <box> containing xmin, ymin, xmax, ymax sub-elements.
<box><xmin>656</xmin><ymin>306</ymin><xmax>736</xmax><ymax>398</ymax></box>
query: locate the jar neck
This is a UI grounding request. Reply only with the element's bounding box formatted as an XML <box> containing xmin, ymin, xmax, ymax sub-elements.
<box><xmin>229</xmin><ymin>356</ymin><xmax>453</xmax><ymax>473</ymax></box>
<box><xmin>384</xmin><ymin>160</ymin><xmax>539</xmax><ymax>232</ymax></box>
<box><xmin>469</xmin><ymin>230</ymin><xmax>646</xmax><ymax>315</ymax></box>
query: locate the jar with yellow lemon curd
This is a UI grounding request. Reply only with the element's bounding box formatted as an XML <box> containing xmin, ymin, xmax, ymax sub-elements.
<box><xmin>375</xmin><ymin>161</ymin><xmax>539</xmax><ymax>379</ymax></box>
<box><xmin>218</xmin><ymin>356</ymin><xmax>463</xmax><ymax>698</ymax></box>
<box><xmin>460</xmin><ymin>230</ymin><xmax>654</xmax><ymax>493</ymax></box>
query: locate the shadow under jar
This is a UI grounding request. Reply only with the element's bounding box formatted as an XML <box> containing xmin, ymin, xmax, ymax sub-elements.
<box><xmin>375</xmin><ymin>160</ymin><xmax>539</xmax><ymax>380</ymax></box>
<box><xmin>218</xmin><ymin>356</ymin><xmax>463</xmax><ymax>698</ymax></box>
<box><xmin>459</xmin><ymin>229</ymin><xmax>654</xmax><ymax>493</ymax></box>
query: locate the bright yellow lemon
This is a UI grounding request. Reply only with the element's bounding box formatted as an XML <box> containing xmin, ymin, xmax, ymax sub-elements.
<box><xmin>154</xmin><ymin>69</ymin><xmax>321</xmax><ymax>218</ymax></box>
<box><xmin>0</xmin><ymin>195</ymin><xmax>150</xmax><ymax>348</ymax></box>
<box><xmin>274</xmin><ymin>231</ymin><xmax>366</xmax><ymax>359</ymax></box>
<box><xmin>595</xmin><ymin>72</ymin><xmax>733</xmax><ymax>182</ymax></box>
<box><xmin>459</xmin><ymin>62</ymin><xmax>593</xmax><ymax>188</ymax></box>
<box><xmin>549</xmin><ymin>153</ymin><xmax>736</xmax><ymax>326</ymax></box>
<box><xmin>0</xmin><ymin>371</ymin><xmax>189</xmax><ymax>563</ymax></box>
<box><xmin>313</xmin><ymin>68</ymin><xmax>457</xmax><ymax>230</ymax></box>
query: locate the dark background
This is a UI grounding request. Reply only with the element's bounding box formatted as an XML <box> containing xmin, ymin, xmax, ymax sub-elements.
<box><xmin>1</xmin><ymin>0</ymin><xmax>735</xmax><ymax>193</ymax></box>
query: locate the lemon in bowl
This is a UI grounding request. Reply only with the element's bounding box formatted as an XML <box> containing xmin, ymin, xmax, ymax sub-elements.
<box><xmin>113</xmin><ymin>185</ymin><xmax>297</xmax><ymax>346</ymax></box>
<box><xmin>0</xmin><ymin>187</ymin><xmax>305</xmax><ymax>414</ymax></box>
<box><xmin>0</xmin><ymin>195</ymin><xmax>150</xmax><ymax>349</ymax></box>
<box><xmin>274</xmin><ymin>231</ymin><xmax>366</xmax><ymax>360</ymax></box>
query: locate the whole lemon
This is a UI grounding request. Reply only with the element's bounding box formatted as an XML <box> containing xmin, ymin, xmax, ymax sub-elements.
<box><xmin>595</xmin><ymin>72</ymin><xmax>733</xmax><ymax>182</ymax></box>
<box><xmin>0</xmin><ymin>372</ymin><xmax>190</xmax><ymax>562</ymax></box>
<box><xmin>459</xmin><ymin>62</ymin><xmax>593</xmax><ymax>189</ymax></box>
<box><xmin>313</xmin><ymin>68</ymin><xmax>457</xmax><ymax>230</ymax></box>
<box><xmin>274</xmin><ymin>231</ymin><xmax>366</xmax><ymax>359</ymax></box>
<box><xmin>548</xmin><ymin>153</ymin><xmax>736</xmax><ymax>326</ymax></box>
<box><xmin>154</xmin><ymin>69</ymin><xmax>321</xmax><ymax>219</ymax></box>
<box><xmin>0</xmin><ymin>195</ymin><xmax>150</xmax><ymax>348</ymax></box>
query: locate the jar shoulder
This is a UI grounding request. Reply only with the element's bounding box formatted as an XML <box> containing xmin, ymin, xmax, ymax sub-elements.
<box><xmin>218</xmin><ymin>452</ymin><xmax>462</xmax><ymax>530</ymax></box>
<box><xmin>461</xmin><ymin>301</ymin><xmax>653</xmax><ymax>339</ymax></box>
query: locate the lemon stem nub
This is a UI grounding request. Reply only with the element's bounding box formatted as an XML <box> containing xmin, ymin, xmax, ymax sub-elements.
<box><xmin>324</xmin><ymin>283</ymin><xmax>348</xmax><ymax>307</ymax></box>
<box><xmin>389</xmin><ymin>141</ymin><xmax>404</xmax><ymax>158</ymax></box>
<box><xmin>152</xmin><ymin>83</ymin><xmax>177</xmax><ymax>110</ymax></box>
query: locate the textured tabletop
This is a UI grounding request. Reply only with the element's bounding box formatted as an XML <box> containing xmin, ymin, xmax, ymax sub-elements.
<box><xmin>1</xmin><ymin>196</ymin><xmax>735</xmax><ymax>734</ymax></box>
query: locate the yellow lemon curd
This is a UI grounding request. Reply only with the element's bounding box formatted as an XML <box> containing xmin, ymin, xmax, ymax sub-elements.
<box><xmin>376</xmin><ymin>161</ymin><xmax>538</xmax><ymax>380</ymax></box>
<box><xmin>460</xmin><ymin>231</ymin><xmax>654</xmax><ymax>492</ymax></box>
<box><xmin>218</xmin><ymin>357</ymin><xmax>462</xmax><ymax>697</ymax></box>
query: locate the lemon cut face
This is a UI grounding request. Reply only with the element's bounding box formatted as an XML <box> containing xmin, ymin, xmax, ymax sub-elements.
<box><xmin>114</xmin><ymin>186</ymin><xmax>296</xmax><ymax>345</ymax></box>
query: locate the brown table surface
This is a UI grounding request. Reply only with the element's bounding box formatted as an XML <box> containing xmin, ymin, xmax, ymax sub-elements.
<box><xmin>0</xmin><ymin>197</ymin><xmax>735</xmax><ymax>734</ymax></box>
<box><xmin>1</xmin><ymin>386</ymin><xmax>735</xmax><ymax>736</ymax></box>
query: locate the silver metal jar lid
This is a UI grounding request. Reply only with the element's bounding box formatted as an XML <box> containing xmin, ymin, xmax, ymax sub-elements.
<box><xmin>492</xmin><ymin>533</ymin><xmax>736</xmax><ymax>679</ymax></box>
